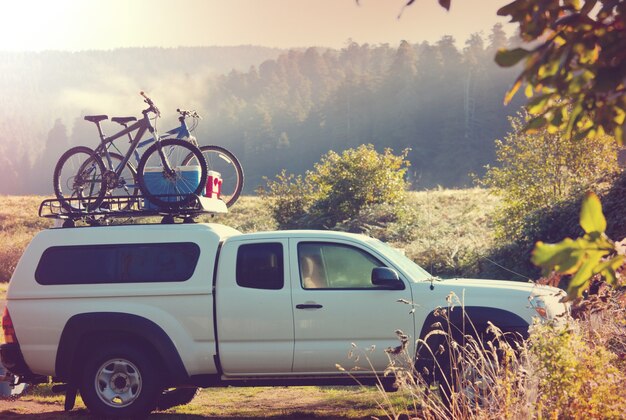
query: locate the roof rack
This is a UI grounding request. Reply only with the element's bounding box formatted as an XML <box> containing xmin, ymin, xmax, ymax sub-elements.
<box><xmin>39</xmin><ymin>194</ymin><xmax>227</xmax><ymax>227</ymax></box>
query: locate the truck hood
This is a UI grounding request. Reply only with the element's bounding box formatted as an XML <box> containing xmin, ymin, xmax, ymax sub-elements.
<box><xmin>415</xmin><ymin>277</ymin><xmax>568</xmax><ymax>322</ymax></box>
<box><xmin>436</xmin><ymin>277</ymin><xmax>559</xmax><ymax>296</ymax></box>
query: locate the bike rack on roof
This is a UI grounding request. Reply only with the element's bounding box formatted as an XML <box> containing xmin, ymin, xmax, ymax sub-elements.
<box><xmin>39</xmin><ymin>194</ymin><xmax>228</xmax><ymax>227</ymax></box>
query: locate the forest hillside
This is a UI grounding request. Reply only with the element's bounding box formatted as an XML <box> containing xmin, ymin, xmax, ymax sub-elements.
<box><xmin>0</xmin><ymin>25</ymin><xmax>524</xmax><ymax>195</ymax></box>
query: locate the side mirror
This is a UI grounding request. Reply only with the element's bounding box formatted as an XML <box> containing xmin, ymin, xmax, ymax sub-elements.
<box><xmin>371</xmin><ymin>267</ymin><xmax>404</xmax><ymax>290</ymax></box>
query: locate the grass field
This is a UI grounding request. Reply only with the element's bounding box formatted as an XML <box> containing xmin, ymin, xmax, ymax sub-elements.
<box><xmin>0</xmin><ymin>190</ymin><xmax>499</xmax><ymax>282</ymax></box>
<box><xmin>5</xmin><ymin>383</ymin><xmax>399</xmax><ymax>419</ymax></box>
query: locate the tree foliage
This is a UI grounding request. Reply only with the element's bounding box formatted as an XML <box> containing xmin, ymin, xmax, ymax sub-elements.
<box><xmin>415</xmin><ymin>0</ymin><xmax>626</xmax><ymax>143</ymax></box>
<box><xmin>479</xmin><ymin>111</ymin><xmax>619</xmax><ymax>241</ymax></box>
<box><xmin>260</xmin><ymin>145</ymin><xmax>412</xmax><ymax>234</ymax></box>
<box><xmin>496</xmin><ymin>0</ymin><xmax>626</xmax><ymax>143</ymax></box>
<box><xmin>0</xmin><ymin>35</ymin><xmax>523</xmax><ymax>194</ymax></box>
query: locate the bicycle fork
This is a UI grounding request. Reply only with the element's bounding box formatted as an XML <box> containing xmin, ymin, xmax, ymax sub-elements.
<box><xmin>156</xmin><ymin>142</ymin><xmax>177</xmax><ymax>177</ymax></box>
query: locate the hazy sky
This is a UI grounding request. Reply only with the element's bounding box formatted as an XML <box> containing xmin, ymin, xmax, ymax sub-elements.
<box><xmin>0</xmin><ymin>0</ymin><xmax>514</xmax><ymax>51</ymax></box>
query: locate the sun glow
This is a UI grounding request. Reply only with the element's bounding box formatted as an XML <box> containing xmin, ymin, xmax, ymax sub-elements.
<box><xmin>0</xmin><ymin>2</ymin><xmax>77</xmax><ymax>51</ymax></box>
<box><xmin>0</xmin><ymin>0</ymin><xmax>513</xmax><ymax>52</ymax></box>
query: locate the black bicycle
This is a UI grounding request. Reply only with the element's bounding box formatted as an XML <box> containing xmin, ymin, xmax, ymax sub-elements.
<box><xmin>53</xmin><ymin>92</ymin><xmax>208</xmax><ymax>212</ymax></box>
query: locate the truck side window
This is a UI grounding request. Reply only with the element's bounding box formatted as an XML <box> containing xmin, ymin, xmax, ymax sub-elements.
<box><xmin>299</xmin><ymin>243</ymin><xmax>383</xmax><ymax>289</ymax></box>
<box><xmin>236</xmin><ymin>243</ymin><xmax>284</xmax><ymax>290</ymax></box>
<box><xmin>35</xmin><ymin>243</ymin><xmax>200</xmax><ymax>285</ymax></box>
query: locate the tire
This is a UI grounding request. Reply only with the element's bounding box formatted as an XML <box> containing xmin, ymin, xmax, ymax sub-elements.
<box><xmin>79</xmin><ymin>343</ymin><xmax>162</xmax><ymax>418</ymax></box>
<box><xmin>53</xmin><ymin>146</ymin><xmax>106</xmax><ymax>212</ymax></box>
<box><xmin>156</xmin><ymin>387</ymin><xmax>198</xmax><ymax>411</ymax></box>
<box><xmin>182</xmin><ymin>145</ymin><xmax>243</xmax><ymax>207</ymax></box>
<box><xmin>415</xmin><ymin>323</ymin><xmax>459</xmax><ymax>400</ymax></box>
<box><xmin>100</xmin><ymin>152</ymin><xmax>139</xmax><ymax>210</ymax></box>
<box><xmin>137</xmin><ymin>139</ymin><xmax>208</xmax><ymax>209</ymax></box>
<box><xmin>418</xmin><ymin>323</ymin><xmax>513</xmax><ymax>405</ymax></box>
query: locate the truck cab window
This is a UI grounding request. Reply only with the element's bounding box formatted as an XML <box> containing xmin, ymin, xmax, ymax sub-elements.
<box><xmin>298</xmin><ymin>243</ymin><xmax>383</xmax><ymax>289</ymax></box>
<box><xmin>236</xmin><ymin>243</ymin><xmax>284</xmax><ymax>290</ymax></box>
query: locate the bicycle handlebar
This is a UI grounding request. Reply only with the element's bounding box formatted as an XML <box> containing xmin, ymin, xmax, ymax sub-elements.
<box><xmin>140</xmin><ymin>91</ymin><xmax>161</xmax><ymax>117</ymax></box>
<box><xmin>176</xmin><ymin>108</ymin><xmax>202</xmax><ymax>119</ymax></box>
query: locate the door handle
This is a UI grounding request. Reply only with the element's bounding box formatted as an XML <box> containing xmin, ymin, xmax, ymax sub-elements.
<box><xmin>296</xmin><ymin>304</ymin><xmax>323</xmax><ymax>309</ymax></box>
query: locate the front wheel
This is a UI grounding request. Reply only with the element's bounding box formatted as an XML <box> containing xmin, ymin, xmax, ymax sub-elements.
<box><xmin>137</xmin><ymin>139</ymin><xmax>208</xmax><ymax>209</ymax></box>
<box><xmin>79</xmin><ymin>343</ymin><xmax>162</xmax><ymax>418</ymax></box>
<box><xmin>53</xmin><ymin>146</ymin><xmax>106</xmax><ymax>212</ymax></box>
<box><xmin>182</xmin><ymin>145</ymin><xmax>244</xmax><ymax>207</ymax></box>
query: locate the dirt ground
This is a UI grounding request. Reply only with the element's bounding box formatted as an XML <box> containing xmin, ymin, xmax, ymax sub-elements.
<box><xmin>0</xmin><ymin>386</ymin><xmax>386</xmax><ymax>419</ymax></box>
<box><xmin>0</xmin><ymin>399</ymin><xmax>77</xmax><ymax>419</ymax></box>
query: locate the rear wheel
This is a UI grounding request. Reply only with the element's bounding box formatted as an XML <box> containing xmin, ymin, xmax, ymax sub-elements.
<box><xmin>137</xmin><ymin>139</ymin><xmax>208</xmax><ymax>209</ymax></box>
<box><xmin>53</xmin><ymin>146</ymin><xmax>106</xmax><ymax>212</ymax></box>
<box><xmin>79</xmin><ymin>343</ymin><xmax>162</xmax><ymax>418</ymax></box>
<box><xmin>182</xmin><ymin>145</ymin><xmax>243</xmax><ymax>207</ymax></box>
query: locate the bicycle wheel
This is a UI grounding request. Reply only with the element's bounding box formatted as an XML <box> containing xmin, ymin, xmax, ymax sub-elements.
<box><xmin>137</xmin><ymin>139</ymin><xmax>208</xmax><ymax>209</ymax></box>
<box><xmin>182</xmin><ymin>145</ymin><xmax>244</xmax><ymax>207</ymax></box>
<box><xmin>53</xmin><ymin>146</ymin><xmax>107</xmax><ymax>212</ymax></box>
<box><xmin>100</xmin><ymin>152</ymin><xmax>139</xmax><ymax>211</ymax></box>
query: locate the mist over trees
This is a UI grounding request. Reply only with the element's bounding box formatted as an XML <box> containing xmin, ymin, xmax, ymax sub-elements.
<box><xmin>0</xmin><ymin>26</ymin><xmax>524</xmax><ymax>195</ymax></box>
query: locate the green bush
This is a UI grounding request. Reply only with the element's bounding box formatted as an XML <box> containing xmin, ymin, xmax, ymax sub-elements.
<box><xmin>333</xmin><ymin>202</ymin><xmax>419</xmax><ymax>243</ymax></box>
<box><xmin>258</xmin><ymin>170</ymin><xmax>314</xmax><ymax>229</ymax></box>
<box><xmin>476</xmin><ymin>111</ymin><xmax>621</xmax><ymax>280</ymax></box>
<box><xmin>478</xmin><ymin>111</ymin><xmax>620</xmax><ymax>241</ymax></box>
<box><xmin>482</xmin><ymin>171</ymin><xmax>626</xmax><ymax>281</ymax></box>
<box><xmin>260</xmin><ymin>145</ymin><xmax>414</xmax><ymax>234</ymax></box>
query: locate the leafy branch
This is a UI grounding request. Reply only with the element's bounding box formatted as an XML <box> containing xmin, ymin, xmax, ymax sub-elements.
<box><xmin>531</xmin><ymin>191</ymin><xmax>625</xmax><ymax>300</ymax></box>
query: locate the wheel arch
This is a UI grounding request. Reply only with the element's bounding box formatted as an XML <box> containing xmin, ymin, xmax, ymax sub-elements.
<box><xmin>415</xmin><ymin>306</ymin><xmax>530</xmax><ymax>364</ymax></box>
<box><xmin>55</xmin><ymin>312</ymin><xmax>189</xmax><ymax>385</ymax></box>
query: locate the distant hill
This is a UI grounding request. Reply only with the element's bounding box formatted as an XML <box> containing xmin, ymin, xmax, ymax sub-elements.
<box><xmin>0</xmin><ymin>46</ymin><xmax>283</xmax><ymax>150</ymax></box>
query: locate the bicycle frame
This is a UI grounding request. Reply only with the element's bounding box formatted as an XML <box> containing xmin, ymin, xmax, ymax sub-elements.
<box><xmin>95</xmin><ymin>114</ymin><xmax>193</xmax><ymax>175</ymax></box>
<box><xmin>130</xmin><ymin>118</ymin><xmax>193</xmax><ymax>162</ymax></box>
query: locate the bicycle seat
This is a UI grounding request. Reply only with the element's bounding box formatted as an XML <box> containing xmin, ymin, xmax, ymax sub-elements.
<box><xmin>111</xmin><ymin>116</ymin><xmax>137</xmax><ymax>125</ymax></box>
<box><xmin>84</xmin><ymin>115</ymin><xmax>108</xmax><ymax>123</ymax></box>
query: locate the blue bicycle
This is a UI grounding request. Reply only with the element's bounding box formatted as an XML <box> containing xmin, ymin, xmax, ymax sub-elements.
<box><xmin>139</xmin><ymin>108</ymin><xmax>243</xmax><ymax>207</ymax></box>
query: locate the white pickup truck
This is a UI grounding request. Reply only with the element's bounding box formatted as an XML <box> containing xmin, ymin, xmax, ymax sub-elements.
<box><xmin>1</xmin><ymin>222</ymin><xmax>567</xmax><ymax>417</ymax></box>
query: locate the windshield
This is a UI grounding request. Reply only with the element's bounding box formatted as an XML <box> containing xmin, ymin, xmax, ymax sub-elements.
<box><xmin>366</xmin><ymin>238</ymin><xmax>431</xmax><ymax>282</ymax></box>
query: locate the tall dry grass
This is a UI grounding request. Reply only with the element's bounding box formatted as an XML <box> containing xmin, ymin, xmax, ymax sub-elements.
<box><xmin>0</xmin><ymin>196</ymin><xmax>53</xmax><ymax>282</ymax></box>
<box><xmin>372</xmin><ymin>290</ymin><xmax>626</xmax><ymax>419</ymax></box>
<box><xmin>402</xmin><ymin>188</ymin><xmax>500</xmax><ymax>278</ymax></box>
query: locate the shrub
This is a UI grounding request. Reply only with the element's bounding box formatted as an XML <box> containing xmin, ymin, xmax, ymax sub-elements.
<box><xmin>333</xmin><ymin>202</ymin><xmax>418</xmax><ymax>243</ymax></box>
<box><xmin>260</xmin><ymin>145</ymin><xmax>414</xmax><ymax>235</ymax></box>
<box><xmin>482</xmin><ymin>171</ymin><xmax>626</xmax><ymax>283</ymax></box>
<box><xmin>528</xmin><ymin>319</ymin><xmax>626</xmax><ymax>418</ymax></box>
<box><xmin>258</xmin><ymin>170</ymin><xmax>314</xmax><ymax>229</ymax></box>
<box><xmin>478</xmin><ymin>111</ymin><xmax>620</xmax><ymax>241</ymax></box>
